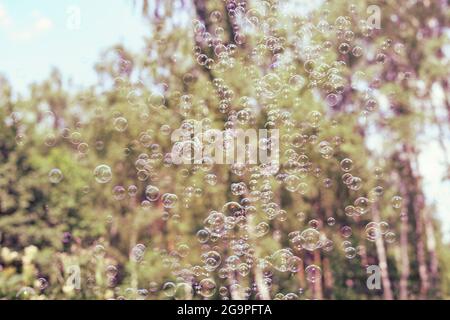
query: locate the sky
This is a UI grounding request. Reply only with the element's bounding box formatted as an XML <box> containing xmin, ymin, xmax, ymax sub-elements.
<box><xmin>0</xmin><ymin>0</ymin><xmax>148</xmax><ymax>93</ymax></box>
<box><xmin>0</xmin><ymin>0</ymin><xmax>449</xmax><ymax>241</ymax></box>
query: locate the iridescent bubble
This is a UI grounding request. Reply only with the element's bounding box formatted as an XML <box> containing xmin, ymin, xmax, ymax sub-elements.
<box><xmin>327</xmin><ymin>217</ymin><xmax>336</xmax><ymax>226</ymax></box>
<box><xmin>271</xmin><ymin>249</ymin><xmax>294</xmax><ymax>272</ymax></box>
<box><xmin>162</xmin><ymin>193</ymin><xmax>178</xmax><ymax>208</ymax></box>
<box><xmin>145</xmin><ymin>185</ymin><xmax>160</xmax><ymax>201</ymax></box>
<box><xmin>113</xmin><ymin>185</ymin><xmax>126</xmax><ymax>200</ymax></box>
<box><xmin>94</xmin><ymin>164</ymin><xmax>112</xmax><ymax>183</ymax></box>
<box><xmin>354</xmin><ymin>197</ymin><xmax>370</xmax><ymax>215</ymax></box>
<box><xmin>196</xmin><ymin>229</ymin><xmax>210</xmax><ymax>243</ymax></box>
<box><xmin>338</xmin><ymin>42</ymin><xmax>351</xmax><ymax>54</ymax></box>
<box><xmin>255</xmin><ymin>221</ymin><xmax>270</xmax><ymax>237</ymax></box>
<box><xmin>49</xmin><ymin>168</ymin><xmax>63</xmax><ymax>184</ymax></box>
<box><xmin>385</xmin><ymin>232</ymin><xmax>396</xmax><ymax>243</ymax></box>
<box><xmin>365</xmin><ymin>222</ymin><xmax>381</xmax><ymax>241</ymax></box>
<box><xmin>37</xmin><ymin>278</ymin><xmax>48</xmax><ymax>290</ymax></box>
<box><xmin>299</xmin><ymin>228</ymin><xmax>321</xmax><ymax>251</ymax></box>
<box><xmin>340</xmin><ymin>158</ymin><xmax>353</xmax><ymax>172</ymax></box>
<box><xmin>287</xmin><ymin>256</ymin><xmax>302</xmax><ymax>273</ymax></box>
<box><xmin>130</xmin><ymin>244</ymin><xmax>146</xmax><ymax>262</ymax></box>
<box><xmin>344</xmin><ymin>247</ymin><xmax>357</xmax><ymax>259</ymax></box>
<box><xmin>391</xmin><ymin>196</ymin><xmax>403</xmax><ymax>209</ymax></box>
<box><xmin>260</xmin><ymin>73</ymin><xmax>282</xmax><ymax>98</ymax></box>
<box><xmin>198</xmin><ymin>278</ymin><xmax>216</xmax><ymax>298</ymax></box>
<box><xmin>341</xmin><ymin>226</ymin><xmax>352</xmax><ymax>238</ymax></box>
<box><xmin>163</xmin><ymin>282</ymin><xmax>176</xmax><ymax>297</ymax></box>
<box><xmin>305</xmin><ymin>265</ymin><xmax>322</xmax><ymax>283</ymax></box>
<box><xmin>203</xmin><ymin>251</ymin><xmax>222</xmax><ymax>272</ymax></box>
<box><xmin>128</xmin><ymin>185</ymin><xmax>138</xmax><ymax>197</ymax></box>
<box><xmin>348</xmin><ymin>176</ymin><xmax>362</xmax><ymax>190</ymax></box>
<box><xmin>326</xmin><ymin>93</ymin><xmax>340</xmax><ymax>107</ymax></box>
<box><xmin>94</xmin><ymin>244</ymin><xmax>106</xmax><ymax>258</ymax></box>
<box><xmin>113</xmin><ymin>117</ymin><xmax>128</xmax><ymax>132</ymax></box>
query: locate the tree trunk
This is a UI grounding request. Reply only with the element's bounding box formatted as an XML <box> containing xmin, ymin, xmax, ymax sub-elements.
<box><xmin>372</xmin><ymin>204</ymin><xmax>394</xmax><ymax>300</ymax></box>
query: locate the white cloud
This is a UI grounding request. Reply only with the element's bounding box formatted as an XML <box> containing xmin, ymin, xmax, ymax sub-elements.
<box><xmin>0</xmin><ymin>4</ymin><xmax>12</xmax><ymax>27</ymax></box>
<box><xmin>0</xmin><ymin>5</ymin><xmax>53</xmax><ymax>41</ymax></box>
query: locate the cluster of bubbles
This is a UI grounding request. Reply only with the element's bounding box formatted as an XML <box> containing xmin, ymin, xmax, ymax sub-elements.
<box><xmin>14</xmin><ymin>0</ymin><xmax>415</xmax><ymax>300</ymax></box>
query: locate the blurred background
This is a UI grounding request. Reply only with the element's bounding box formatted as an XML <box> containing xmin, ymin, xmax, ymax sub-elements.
<box><xmin>0</xmin><ymin>0</ymin><xmax>449</xmax><ymax>299</ymax></box>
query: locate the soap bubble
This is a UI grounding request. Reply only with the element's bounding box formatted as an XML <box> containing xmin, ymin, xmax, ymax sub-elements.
<box><xmin>114</xmin><ymin>117</ymin><xmax>128</xmax><ymax>132</ymax></box>
<box><xmin>145</xmin><ymin>185</ymin><xmax>160</xmax><ymax>201</ymax></box>
<box><xmin>94</xmin><ymin>164</ymin><xmax>112</xmax><ymax>183</ymax></box>
<box><xmin>196</xmin><ymin>229</ymin><xmax>210</xmax><ymax>243</ymax></box>
<box><xmin>198</xmin><ymin>278</ymin><xmax>216</xmax><ymax>297</ymax></box>
<box><xmin>112</xmin><ymin>185</ymin><xmax>126</xmax><ymax>200</ymax></box>
<box><xmin>162</xmin><ymin>193</ymin><xmax>178</xmax><ymax>208</ymax></box>
<box><xmin>299</xmin><ymin>228</ymin><xmax>321</xmax><ymax>251</ymax></box>
<box><xmin>305</xmin><ymin>265</ymin><xmax>321</xmax><ymax>283</ymax></box>
<box><xmin>340</xmin><ymin>158</ymin><xmax>353</xmax><ymax>172</ymax></box>
<box><xmin>163</xmin><ymin>282</ymin><xmax>176</xmax><ymax>297</ymax></box>
<box><xmin>203</xmin><ymin>251</ymin><xmax>222</xmax><ymax>272</ymax></box>
<box><xmin>49</xmin><ymin>168</ymin><xmax>63</xmax><ymax>184</ymax></box>
<box><xmin>391</xmin><ymin>196</ymin><xmax>403</xmax><ymax>209</ymax></box>
<box><xmin>271</xmin><ymin>249</ymin><xmax>294</xmax><ymax>272</ymax></box>
<box><xmin>385</xmin><ymin>232</ymin><xmax>396</xmax><ymax>243</ymax></box>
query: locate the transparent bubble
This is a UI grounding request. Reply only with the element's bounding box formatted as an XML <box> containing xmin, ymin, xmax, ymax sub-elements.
<box><xmin>162</xmin><ymin>193</ymin><xmax>178</xmax><ymax>209</ymax></box>
<box><xmin>148</xmin><ymin>92</ymin><xmax>165</xmax><ymax>108</ymax></box>
<box><xmin>352</xmin><ymin>45</ymin><xmax>363</xmax><ymax>57</ymax></box>
<box><xmin>391</xmin><ymin>196</ymin><xmax>403</xmax><ymax>209</ymax></box>
<box><xmin>326</xmin><ymin>93</ymin><xmax>340</xmax><ymax>107</ymax></box>
<box><xmin>354</xmin><ymin>197</ymin><xmax>370</xmax><ymax>215</ymax></box>
<box><xmin>255</xmin><ymin>221</ymin><xmax>270</xmax><ymax>237</ymax></box>
<box><xmin>130</xmin><ymin>244</ymin><xmax>146</xmax><ymax>263</ymax></box>
<box><xmin>287</xmin><ymin>256</ymin><xmax>302</xmax><ymax>273</ymax></box>
<box><xmin>341</xmin><ymin>226</ymin><xmax>352</xmax><ymax>238</ymax></box>
<box><xmin>305</xmin><ymin>265</ymin><xmax>322</xmax><ymax>283</ymax></box>
<box><xmin>327</xmin><ymin>217</ymin><xmax>336</xmax><ymax>226</ymax></box>
<box><xmin>222</xmin><ymin>202</ymin><xmax>244</xmax><ymax>217</ymax></box>
<box><xmin>365</xmin><ymin>222</ymin><xmax>381</xmax><ymax>241</ymax></box>
<box><xmin>260</xmin><ymin>73</ymin><xmax>282</xmax><ymax>98</ymax></box>
<box><xmin>112</xmin><ymin>185</ymin><xmax>126</xmax><ymax>200</ymax></box>
<box><xmin>385</xmin><ymin>232</ymin><xmax>396</xmax><ymax>243</ymax></box>
<box><xmin>340</xmin><ymin>158</ymin><xmax>353</xmax><ymax>172</ymax></box>
<box><xmin>289</xmin><ymin>75</ymin><xmax>306</xmax><ymax>90</ymax></box>
<box><xmin>106</xmin><ymin>265</ymin><xmax>118</xmax><ymax>278</ymax></box>
<box><xmin>344</xmin><ymin>247</ymin><xmax>357</xmax><ymax>259</ymax></box>
<box><xmin>285</xmin><ymin>175</ymin><xmax>300</xmax><ymax>192</ymax></box>
<box><xmin>344</xmin><ymin>205</ymin><xmax>355</xmax><ymax>217</ymax></box>
<box><xmin>128</xmin><ymin>185</ymin><xmax>138</xmax><ymax>197</ymax></box>
<box><xmin>271</xmin><ymin>249</ymin><xmax>294</xmax><ymax>272</ymax></box>
<box><xmin>299</xmin><ymin>228</ymin><xmax>321</xmax><ymax>251</ymax></box>
<box><xmin>203</xmin><ymin>251</ymin><xmax>222</xmax><ymax>272</ymax></box>
<box><xmin>198</xmin><ymin>278</ymin><xmax>216</xmax><ymax>298</ymax></box>
<box><xmin>114</xmin><ymin>117</ymin><xmax>128</xmax><ymax>132</ymax></box>
<box><xmin>145</xmin><ymin>185</ymin><xmax>160</xmax><ymax>201</ymax></box>
<box><xmin>37</xmin><ymin>278</ymin><xmax>48</xmax><ymax>290</ymax></box>
<box><xmin>196</xmin><ymin>229</ymin><xmax>210</xmax><ymax>243</ymax></box>
<box><xmin>308</xmin><ymin>111</ymin><xmax>322</xmax><ymax>128</ymax></box>
<box><xmin>338</xmin><ymin>42</ymin><xmax>351</xmax><ymax>54</ymax></box>
<box><xmin>348</xmin><ymin>176</ymin><xmax>362</xmax><ymax>190</ymax></box>
<box><xmin>49</xmin><ymin>168</ymin><xmax>63</xmax><ymax>184</ymax></box>
<box><xmin>163</xmin><ymin>282</ymin><xmax>176</xmax><ymax>297</ymax></box>
<box><xmin>379</xmin><ymin>221</ymin><xmax>390</xmax><ymax>234</ymax></box>
<box><xmin>94</xmin><ymin>244</ymin><xmax>106</xmax><ymax>258</ymax></box>
<box><xmin>94</xmin><ymin>164</ymin><xmax>112</xmax><ymax>183</ymax></box>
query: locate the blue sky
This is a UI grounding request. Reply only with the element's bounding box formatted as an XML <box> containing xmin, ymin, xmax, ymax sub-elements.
<box><xmin>0</xmin><ymin>0</ymin><xmax>148</xmax><ymax>93</ymax></box>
